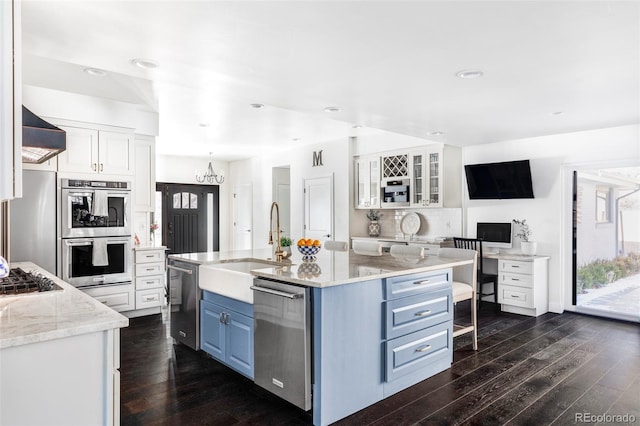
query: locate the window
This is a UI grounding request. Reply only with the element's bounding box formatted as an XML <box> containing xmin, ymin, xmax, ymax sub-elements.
<box><xmin>595</xmin><ymin>186</ymin><xmax>612</xmax><ymax>223</ymax></box>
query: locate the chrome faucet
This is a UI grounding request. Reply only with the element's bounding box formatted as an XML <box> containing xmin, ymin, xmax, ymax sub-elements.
<box><xmin>268</xmin><ymin>201</ymin><xmax>288</xmax><ymax>261</ymax></box>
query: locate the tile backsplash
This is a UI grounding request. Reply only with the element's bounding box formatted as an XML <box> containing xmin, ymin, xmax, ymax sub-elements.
<box><xmin>354</xmin><ymin>208</ymin><xmax>462</xmax><ymax>240</ymax></box>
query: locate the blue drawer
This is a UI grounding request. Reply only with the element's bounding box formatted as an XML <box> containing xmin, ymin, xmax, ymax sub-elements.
<box><xmin>384</xmin><ymin>269</ymin><xmax>451</xmax><ymax>300</ymax></box>
<box><xmin>385</xmin><ymin>320</ymin><xmax>452</xmax><ymax>382</ymax></box>
<box><xmin>384</xmin><ymin>287</ymin><xmax>452</xmax><ymax>339</ymax></box>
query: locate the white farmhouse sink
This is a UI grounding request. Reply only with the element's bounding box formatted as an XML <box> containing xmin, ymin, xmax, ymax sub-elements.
<box><xmin>199</xmin><ymin>260</ymin><xmax>277</xmax><ymax>304</ymax></box>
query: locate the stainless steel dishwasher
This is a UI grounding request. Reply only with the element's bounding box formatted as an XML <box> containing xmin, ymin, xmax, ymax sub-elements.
<box><xmin>251</xmin><ymin>278</ymin><xmax>312</xmax><ymax>411</ymax></box>
<box><xmin>167</xmin><ymin>259</ymin><xmax>200</xmax><ymax>350</ymax></box>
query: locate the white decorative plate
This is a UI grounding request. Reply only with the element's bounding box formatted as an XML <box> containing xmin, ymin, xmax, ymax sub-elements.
<box><xmin>400</xmin><ymin>212</ymin><xmax>421</xmax><ymax>236</ymax></box>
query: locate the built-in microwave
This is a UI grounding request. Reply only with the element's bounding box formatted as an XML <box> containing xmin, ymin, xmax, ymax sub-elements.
<box><xmin>381</xmin><ymin>179</ymin><xmax>410</xmax><ymax>208</ymax></box>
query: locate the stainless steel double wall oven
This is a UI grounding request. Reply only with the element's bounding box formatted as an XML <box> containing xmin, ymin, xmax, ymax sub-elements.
<box><xmin>59</xmin><ymin>179</ymin><xmax>132</xmax><ymax>288</ymax></box>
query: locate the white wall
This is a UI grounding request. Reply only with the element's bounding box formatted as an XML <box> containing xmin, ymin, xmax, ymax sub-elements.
<box><xmin>229</xmin><ymin>138</ymin><xmax>350</xmax><ymax>252</ymax></box>
<box><xmin>155</xmin><ymin>155</ymin><xmax>230</xmax><ymax>250</ymax></box>
<box><xmin>464</xmin><ymin>124</ymin><xmax>640</xmax><ymax>314</ymax></box>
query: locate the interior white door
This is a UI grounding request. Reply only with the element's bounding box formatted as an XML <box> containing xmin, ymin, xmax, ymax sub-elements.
<box><xmin>233</xmin><ymin>183</ymin><xmax>253</xmax><ymax>250</ymax></box>
<box><xmin>304</xmin><ymin>176</ymin><xmax>333</xmax><ymax>242</ymax></box>
<box><xmin>272</xmin><ymin>166</ymin><xmax>291</xmax><ymax>237</ymax></box>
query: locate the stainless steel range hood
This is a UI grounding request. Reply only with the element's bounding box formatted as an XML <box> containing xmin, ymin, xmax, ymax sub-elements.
<box><xmin>22</xmin><ymin>106</ymin><xmax>66</xmax><ymax>164</ymax></box>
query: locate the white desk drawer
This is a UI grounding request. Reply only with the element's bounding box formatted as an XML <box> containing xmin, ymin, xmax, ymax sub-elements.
<box><xmin>136</xmin><ymin>288</ymin><xmax>164</xmax><ymax>309</ymax></box>
<box><xmin>135</xmin><ymin>250</ymin><xmax>165</xmax><ymax>264</ymax></box>
<box><xmin>498</xmin><ymin>285</ymin><xmax>533</xmax><ymax>308</ymax></box>
<box><xmin>136</xmin><ymin>262</ymin><xmax>165</xmax><ymax>277</ymax></box>
<box><xmin>499</xmin><ymin>260</ymin><xmax>533</xmax><ymax>274</ymax></box>
<box><xmin>135</xmin><ymin>275</ymin><xmax>164</xmax><ymax>290</ymax></box>
<box><xmin>500</xmin><ymin>272</ymin><xmax>533</xmax><ymax>289</ymax></box>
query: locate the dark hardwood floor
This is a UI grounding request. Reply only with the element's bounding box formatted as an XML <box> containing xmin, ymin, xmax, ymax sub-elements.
<box><xmin>120</xmin><ymin>303</ymin><xmax>640</xmax><ymax>425</ymax></box>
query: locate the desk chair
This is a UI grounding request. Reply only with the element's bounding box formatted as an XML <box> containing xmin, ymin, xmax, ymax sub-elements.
<box><xmin>453</xmin><ymin>237</ymin><xmax>498</xmax><ymax>309</ymax></box>
<box><xmin>438</xmin><ymin>247</ymin><xmax>478</xmax><ymax>350</ymax></box>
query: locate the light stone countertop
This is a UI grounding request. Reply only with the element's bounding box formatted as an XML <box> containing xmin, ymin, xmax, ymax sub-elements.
<box><xmin>0</xmin><ymin>262</ymin><xmax>129</xmax><ymax>349</ymax></box>
<box><xmin>173</xmin><ymin>248</ymin><xmax>473</xmax><ymax>288</ymax></box>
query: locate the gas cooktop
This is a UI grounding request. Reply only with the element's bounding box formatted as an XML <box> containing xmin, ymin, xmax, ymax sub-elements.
<box><xmin>0</xmin><ymin>268</ymin><xmax>63</xmax><ymax>296</ymax></box>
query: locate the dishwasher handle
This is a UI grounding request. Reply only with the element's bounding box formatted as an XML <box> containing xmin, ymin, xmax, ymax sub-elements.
<box><xmin>251</xmin><ymin>285</ymin><xmax>303</xmax><ymax>299</ymax></box>
<box><xmin>167</xmin><ymin>265</ymin><xmax>193</xmax><ymax>275</ymax></box>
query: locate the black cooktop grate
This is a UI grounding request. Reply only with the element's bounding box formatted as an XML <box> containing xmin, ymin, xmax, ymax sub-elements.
<box><xmin>0</xmin><ymin>268</ymin><xmax>62</xmax><ymax>296</ymax></box>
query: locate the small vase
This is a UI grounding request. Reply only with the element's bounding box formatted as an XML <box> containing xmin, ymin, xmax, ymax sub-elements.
<box><xmin>368</xmin><ymin>221</ymin><xmax>380</xmax><ymax>237</ymax></box>
<box><xmin>521</xmin><ymin>241</ymin><xmax>537</xmax><ymax>256</ymax></box>
<box><xmin>150</xmin><ymin>232</ymin><xmax>155</xmax><ymax>246</ymax></box>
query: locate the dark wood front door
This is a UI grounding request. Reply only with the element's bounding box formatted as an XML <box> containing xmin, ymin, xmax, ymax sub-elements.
<box><xmin>156</xmin><ymin>183</ymin><xmax>219</xmax><ymax>255</ymax></box>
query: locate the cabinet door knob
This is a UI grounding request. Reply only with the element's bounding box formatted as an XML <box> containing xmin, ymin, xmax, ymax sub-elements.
<box><xmin>100</xmin><ymin>163</ymin><xmax>104</xmax><ymax>172</ymax></box>
<box><xmin>92</xmin><ymin>163</ymin><xmax>97</xmax><ymax>171</ymax></box>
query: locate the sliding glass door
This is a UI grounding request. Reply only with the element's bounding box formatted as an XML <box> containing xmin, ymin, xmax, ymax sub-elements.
<box><xmin>573</xmin><ymin>167</ymin><xmax>640</xmax><ymax>322</ymax></box>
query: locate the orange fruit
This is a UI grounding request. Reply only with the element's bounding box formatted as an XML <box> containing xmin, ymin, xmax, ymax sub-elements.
<box><xmin>297</xmin><ymin>239</ymin><xmax>306</xmax><ymax>246</ymax></box>
<box><xmin>312</xmin><ymin>240</ymin><xmax>321</xmax><ymax>247</ymax></box>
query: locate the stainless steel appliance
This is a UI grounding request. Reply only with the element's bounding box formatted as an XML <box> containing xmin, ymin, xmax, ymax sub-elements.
<box><xmin>0</xmin><ymin>267</ymin><xmax>63</xmax><ymax>296</ymax></box>
<box><xmin>9</xmin><ymin>170</ymin><xmax>57</xmax><ymax>274</ymax></box>
<box><xmin>251</xmin><ymin>278</ymin><xmax>311</xmax><ymax>411</ymax></box>
<box><xmin>167</xmin><ymin>259</ymin><xmax>200</xmax><ymax>350</ymax></box>
<box><xmin>60</xmin><ymin>179</ymin><xmax>131</xmax><ymax>238</ymax></box>
<box><xmin>381</xmin><ymin>179</ymin><xmax>410</xmax><ymax>207</ymax></box>
<box><xmin>61</xmin><ymin>236</ymin><xmax>131</xmax><ymax>288</ymax></box>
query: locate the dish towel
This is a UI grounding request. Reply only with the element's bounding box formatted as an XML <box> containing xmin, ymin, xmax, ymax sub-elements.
<box><xmin>324</xmin><ymin>240</ymin><xmax>349</xmax><ymax>251</ymax></box>
<box><xmin>92</xmin><ymin>239</ymin><xmax>109</xmax><ymax>266</ymax></box>
<box><xmin>92</xmin><ymin>191</ymin><xmax>109</xmax><ymax>217</ymax></box>
<box><xmin>352</xmin><ymin>241</ymin><xmax>383</xmax><ymax>256</ymax></box>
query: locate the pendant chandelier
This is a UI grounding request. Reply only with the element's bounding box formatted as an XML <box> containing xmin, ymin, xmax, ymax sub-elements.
<box><xmin>195</xmin><ymin>152</ymin><xmax>224</xmax><ymax>184</ymax></box>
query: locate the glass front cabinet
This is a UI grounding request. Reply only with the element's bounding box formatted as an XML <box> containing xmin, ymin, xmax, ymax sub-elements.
<box><xmin>410</xmin><ymin>145</ymin><xmax>462</xmax><ymax>208</ymax></box>
<box><xmin>355</xmin><ymin>156</ymin><xmax>380</xmax><ymax>209</ymax></box>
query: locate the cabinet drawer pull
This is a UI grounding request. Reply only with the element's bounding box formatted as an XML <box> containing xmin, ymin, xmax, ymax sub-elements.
<box><xmin>415</xmin><ymin>345</ymin><xmax>432</xmax><ymax>353</ymax></box>
<box><xmin>145</xmin><ymin>280</ymin><xmax>155</xmax><ymax>284</ymax></box>
<box><xmin>413</xmin><ymin>280</ymin><xmax>430</xmax><ymax>285</ymax></box>
<box><xmin>414</xmin><ymin>310</ymin><xmax>432</xmax><ymax>317</ymax></box>
<box><xmin>145</xmin><ymin>254</ymin><xmax>155</xmax><ymax>258</ymax></box>
<box><xmin>100</xmin><ymin>163</ymin><xmax>104</xmax><ymax>172</ymax></box>
<box><xmin>511</xmin><ymin>295</ymin><xmax>520</xmax><ymax>298</ymax></box>
<box><xmin>146</xmin><ymin>268</ymin><xmax>155</xmax><ymax>271</ymax></box>
<box><xmin>511</xmin><ymin>265</ymin><xmax>520</xmax><ymax>268</ymax></box>
<box><xmin>511</xmin><ymin>278</ymin><xmax>520</xmax><ymax>281</ymax></box>
<box><xmin>92</xmin><ymin>163</ymin><xmax>97</xmax><ymax>171</ymax></box>
<box><xmin>143</xmin><ymin>295</ymin><xmax>158</xmax><ymax>302</ymax></box>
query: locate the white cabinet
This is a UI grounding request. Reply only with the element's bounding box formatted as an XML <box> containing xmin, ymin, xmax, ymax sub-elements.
<box><xmin>133</xmin><ymin>247</ymin><xmax>166</xmax><ymax>312</ymax></box>
<box><xmin>57</xmin><ymin>125</ymin><xmax>133</xmax><ymax>175</ymax></box>
<box><xmin>355</xmin><ymin>156</ymin><xmax>380</xmax><ymax>209</ymax></box>
<box><xmin>132</xmin><ymin>135</ymin><xmax>155</xmax><ymax>212</ymax></box>
<box><xmin>83</xmin><ymin>283</ymin><xmax>135</xmax><ymax>313</ymax></box>
<box><xmin>497</xmin><ymin>257</ymin><xmax>549</xmax><ymax>317</ymax></box>
<box><xmin>409</xmin><ymin>144</ymin><xmax>462</xmax><ymax>208</ymax></box>
<box><xmin>0</xmin><ymin>0</ymin><xmax>22</xmax><ymax>201</ymax></box>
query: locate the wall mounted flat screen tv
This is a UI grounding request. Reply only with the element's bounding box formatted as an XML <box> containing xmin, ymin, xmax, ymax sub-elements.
<box><xmin>464</xmin><ymin>159</ymin><xmax>535</xmax><ymax>199</ymax></box>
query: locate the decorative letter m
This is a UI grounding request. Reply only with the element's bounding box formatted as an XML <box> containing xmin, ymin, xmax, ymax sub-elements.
<box><xmin>313</xmin><ymin>150</ymin><xmax>323</xmax><ymax>167</ymax></box>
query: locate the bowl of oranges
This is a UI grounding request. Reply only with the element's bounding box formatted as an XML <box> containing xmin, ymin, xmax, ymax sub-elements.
<box><xmin>297</xmin><ymin>238</ymin><xmax>321</xmax><ymax>261</ymax></box>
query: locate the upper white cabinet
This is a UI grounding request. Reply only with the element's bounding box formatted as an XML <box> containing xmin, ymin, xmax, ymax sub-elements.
<box><xmin>57</xmin><ymin>125</ymin><xmax>133</xmax><ymax>175</ymax></box>
<box><xmin>355</xmin><ymin>156</ymin><xmax>380</xmax><ymax>209</ymax></box>
<box><xmin>1</xmin><ymin>0</ymin><xmax>22</xmax><ymax>201</ymax></box>
<box><xmin>132</xmin><ymin>135</ymin><xmax>155</xmax><ymax>212</ymax></box>
<box><xmin>410</xmin><ymin>144</ymin><xmax>462</xmax><ymax>208</ymax></box>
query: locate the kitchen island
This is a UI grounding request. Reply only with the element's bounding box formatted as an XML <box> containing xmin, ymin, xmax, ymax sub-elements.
<box><xmin>0</xmin><ymin>262</ymin><xmax>129</xmax><ymax>426</ymax></box>
<box><xmin>172</xmin><ymin>248</ymin><xmax>473</xmax><ymax>426</ymax></box>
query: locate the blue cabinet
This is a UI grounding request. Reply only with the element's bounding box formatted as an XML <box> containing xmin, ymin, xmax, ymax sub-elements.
<box><xmin>200</xmin><ymin>291</ymin><xmax>254</xmax><ymax>379</ymax></box>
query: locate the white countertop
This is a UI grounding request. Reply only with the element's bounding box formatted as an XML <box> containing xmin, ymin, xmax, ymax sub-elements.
<box><xmin>172</xmin><ymin>247</ymin><xmax>472</xmax><ymax>288</ymax></box>
<box><xmin>0</xmin><ymin>262</ymin><xmax>129</xmax><ymax>349</ymax></box>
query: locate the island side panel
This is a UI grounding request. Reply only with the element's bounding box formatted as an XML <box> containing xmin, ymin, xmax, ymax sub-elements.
<box><xmin>312</xmin><ymin>278</ymin><xmax>385</xmax><ymax>426</ymax></box>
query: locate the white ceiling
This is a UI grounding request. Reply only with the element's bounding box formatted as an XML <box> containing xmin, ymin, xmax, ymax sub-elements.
<box><xmin>20</xmin><ymin>1</ymin><xmax>640</xmax><ymax>161</ymax></box>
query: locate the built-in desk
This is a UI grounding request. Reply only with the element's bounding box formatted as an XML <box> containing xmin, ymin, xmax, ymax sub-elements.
<box><xmin>483</xmin><ymin>253</ymin><xmax>550</xmax><ymax>317</ymax></box>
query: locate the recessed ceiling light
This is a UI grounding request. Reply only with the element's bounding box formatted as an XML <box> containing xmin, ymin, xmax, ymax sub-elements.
<box><xmin>84</xmin><ymin>67</ymin><xmax>107</xmax><ymax>77</ymax></box>
<box><xmin>292</xmin><ymin>138</ymin><xmax>301</xmax><ymax>142</ymax></box>
<box><xmin>199</xmin><ymin>123</ymin><xmax>210</xmax><ymax>127</ymax></box>
<box><xmin>130</xmin><ymin>58</ymin><xmax>158</xmax><ymax>69</ymax></box>
<box><xmin>352</xmin><ymin>124</ymin><xmax>362</xmax><ymax>129</ymax></box>
<box><xmin>551</xmin><ymin>111</ymin><xmax>564</xmax><ymax>116</ymax></box>
<box><xmin>429</xmin><ymin>131</ymin><xmax>444</xmax><ymax>136</ymax></box>
<box><xmin>250</xmin><ymin>103</ymin><xmax>264</xmax><ymax>109</ymax></box>
<box><xmin>455</xmin><ymin>69</ymin><xmax>484</xmax><ymax>79</ymax></box>
<box><xmin>323</xmin><ymin>106</ymin><xmax>341</xmax><ymax>113</ymax></box>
